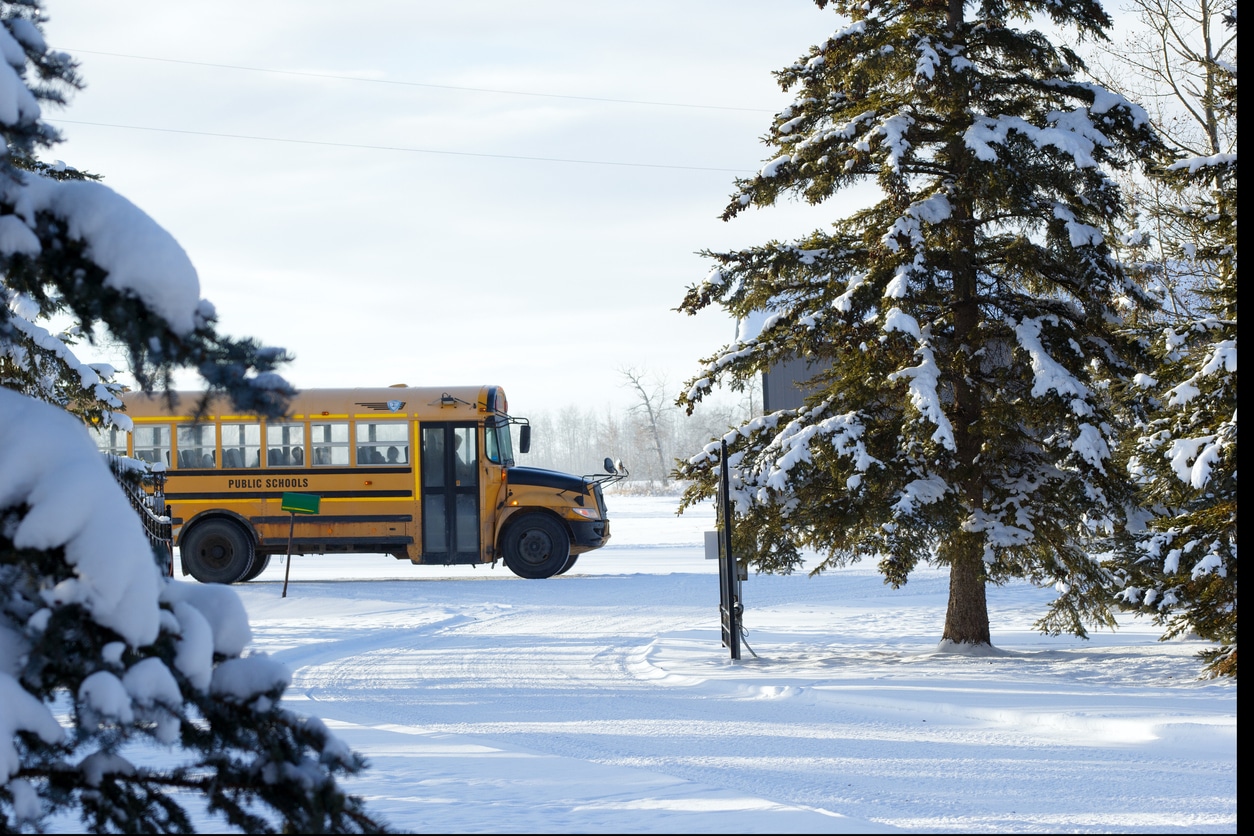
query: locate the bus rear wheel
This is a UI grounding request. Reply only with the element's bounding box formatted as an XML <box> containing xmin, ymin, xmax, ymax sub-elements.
<box><xmin>240</xmin><ymin>554</ymin><xmax>272</xmax><ymax>582</ymax></box>
<box><xmin>182</xmin><ymin>519</ymin><xmax>256</xmax><ymax>584</ymax></box>
<box><xmin>502</xmin><ymin>514</ymin><xmax>570</xmax><ymax>579</ymax></box>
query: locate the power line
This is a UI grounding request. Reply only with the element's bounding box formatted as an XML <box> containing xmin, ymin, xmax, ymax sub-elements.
<box><xmin>63</xmin><ymin>48</ymin><xmax>775</xmax><ymax>114</ymax></box>
<box><xmin>47</xmin><ymin>118</ymin><xmax>750</xmax><ymax>173</ymax></box>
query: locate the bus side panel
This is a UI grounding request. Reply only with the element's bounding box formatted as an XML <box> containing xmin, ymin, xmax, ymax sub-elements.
<box><xmin>166</xmin><ymin>469</ymin><xmax>417</xmax><ymax>559</ymax></box>
<box><xmin>254</xmin><ymin>490</ymin><xmax>415</xmax><ymax>558</ymax></box>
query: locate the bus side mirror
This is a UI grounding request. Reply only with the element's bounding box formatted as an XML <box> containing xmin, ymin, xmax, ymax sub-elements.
<box><xmin>518</xmin><ymin>425</ymin><xmax>531</xmax><ymax>455</ymax></box>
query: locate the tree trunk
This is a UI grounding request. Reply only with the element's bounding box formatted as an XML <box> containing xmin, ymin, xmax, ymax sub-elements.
<box><xmin>941</xmin><ymin>0</ymin><xmax>990</xmax><ymax>646</ymax></box>
<box><xmin>941</xmin><ymin>533</ymin><xmax>991</xmax><ymax>645</ymax></box>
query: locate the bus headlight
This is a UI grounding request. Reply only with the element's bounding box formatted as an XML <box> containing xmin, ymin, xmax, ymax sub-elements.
<box><xmin>570</xmin><ymin>507</ymin><xmax>600</xmax><ymax>520</ymax></box>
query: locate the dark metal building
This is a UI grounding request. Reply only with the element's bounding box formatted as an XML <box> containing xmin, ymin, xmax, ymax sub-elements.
<box><xmin>762</xmin><ymin>355</ymin><xmax>831</xmax><ymax>412</ymax></box>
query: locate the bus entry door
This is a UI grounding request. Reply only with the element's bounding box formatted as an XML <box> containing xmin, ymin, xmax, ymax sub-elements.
<box><xmin>420</xmin><ymin>423</ymin><xmax>479</xmax><ymax>563</ymax></box>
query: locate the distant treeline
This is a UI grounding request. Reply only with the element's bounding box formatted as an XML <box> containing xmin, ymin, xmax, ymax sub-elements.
<box><xmin>517</xmin><ymin>389</ymin><xmax>757</xmax><ymax>490</ymax></box>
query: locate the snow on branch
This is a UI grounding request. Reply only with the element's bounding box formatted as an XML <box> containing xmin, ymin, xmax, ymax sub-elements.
<box><xmin>882</xmin><ymin>196</ymin><xmax>952</xmax><ymax>257</ymax></box>
<box><xmin>834</xmin><ymin>269</ymin><xmax>869</xmax><ymax>312</ymax></box>
<box><xmin>964</xmin><ymin>106</ymin><xmax>1114</xmax><ymax>171</ymax></box>
<box><xmin>1013</xmin><ymin>316</ymin><xmax>1094</xmax><ymax>413</ymax></box>
<box><xmin>1052</xmin><ymin>202</ymin><xmax>1103</xmax><ymax>248</ymax></box>
<box><xmin>759</xmin><ymin>154</ymin><xmax>792</xmax><ymax>178</ymax></box>
<box><xmin>914</xmin><ymin>36</ymin><xmax>941</xmax><ymax>81</ymax></box>
<box><xmin>1166</xmin><ymin>432</ymin><xmax>1229</xmax><ymax>490</ymax></box>
<box><xmin>1200</xmin><ymin>339</ymin><xmax>1238</xmax><ymax>376</ymax></box>
<box><xmin>0</xmin><ymin>25</ymin><xmax>42</xmax><ymax>128</ymax></box>
<box><xmin>757</xmin><ymin>405</ymin><xmax>877</xmax><ymax>498</ymax></box>
<box><xmin>885</xmin><ymin>323</ymin><xmax>956</xmax><ymax>451</ymax></box>
<box><xmin>1</xmin><ymin>293</ymin><xmax>124</xmax><ymax>410</ymax></box>
<box><xmin>1066</xmin><ymin>81</ymin><xmax>1150</xmax><ymax>127</ymax></box>
<box><xmin>0</xmin><ymin>388</ymin><xmax>163</xmax><ymax>647</ymax></box>
<box><xmin>4</xmin><ymin>176</ymin><xmax>205</xmax><ymax>335</ymax></box>
<box><xmin>1168</xmin><ymin>152</ymin><xmax>1238</xmax><ymax>174</ymax></box>
<box><xmin>0</xmin><ymin>676</ymin><xmax>66</xmax><ymax>785</ymax></box>
<box><xmin>792</xmin><ymin>109</ymin><xmax>879</xmax><ymax>165</ymax></box>
<box><xmin>872</xmin><ymin>113</ymin><xmax>914</xmax><ymax>172</ymax></box>
<box><xmin>891</xmin><ymin>476</ymin><xmax>950</xmax><ymax>515</ymax></box>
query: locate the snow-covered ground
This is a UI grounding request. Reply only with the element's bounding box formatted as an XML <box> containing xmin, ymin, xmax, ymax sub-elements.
<box><xmin>146</xmin><ymin>495</ymin><xmax>1240</xmax><ymax>833</ymax></box>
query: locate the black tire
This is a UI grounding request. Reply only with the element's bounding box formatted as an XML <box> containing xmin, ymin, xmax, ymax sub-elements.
<box><xmin>502</xmin><ymin>514</ymin><xmax>570</xmax><ymax>579</ymax></box>
<box><xmin>239</xmin><ymin>553</ymin><xmax>272</xmax><ymax>582</ymax></box>
<box><xmin>556</xmin><ymin>554</ymin><xmax>579</xmax><ymax>576</ymax></box>
<box><xmin>181</xmin><ymin>519</ymin><xmax>256</xmax><ymax>584</ymax></box>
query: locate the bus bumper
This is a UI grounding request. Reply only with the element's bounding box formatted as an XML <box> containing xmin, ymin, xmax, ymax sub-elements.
<box><xmin>570</xmin><ymin>519</ymin><xmax>610</xmax><ymax>549</ymax></box>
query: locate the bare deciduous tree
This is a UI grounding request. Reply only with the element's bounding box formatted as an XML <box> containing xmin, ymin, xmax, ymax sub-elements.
<box><xmin>619</xmin><ymin>366</ymin><xmax>673</xmax><ymax>487</ymax></box>
<box><xmin>1091</xmin><ymin>0</ymin><xmax>1236</xmax><ymax>321</ymax></box>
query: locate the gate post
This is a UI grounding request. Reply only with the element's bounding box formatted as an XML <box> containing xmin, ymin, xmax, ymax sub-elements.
<box><xmin>717</xmin><ymin>440</ymin><xmax>742</xmax><ymax>660</ymax></box>
<box><xmin>152</xmin><ymin>468</ymin><xmax>172</xmax><ymax>576</ymax></box>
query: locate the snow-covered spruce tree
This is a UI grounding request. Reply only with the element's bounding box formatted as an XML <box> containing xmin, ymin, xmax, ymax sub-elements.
<box><xmin>1110</xmin><ymin>5</ymin><xmax>1236</xmax><ymax>678</ymax></box>
<box><xmin>1</xmin><ymin>3</ymin><xmax>388</xmax><ymax>832</ymax></box>
<box><xmin>676</xmin><ymin>0</ymin><xmax>1162</xmax><ymax>647</ymax></box>
<box><xmin>1</xmin><ymin>157</ymin><xmax>130</xmax><ymax>430</ymax></box>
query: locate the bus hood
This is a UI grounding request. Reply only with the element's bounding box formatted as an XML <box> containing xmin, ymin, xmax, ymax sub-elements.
<box><xmin>505</xmin><ymin>466</ymin><xmax>588</xmax><ymax>493</ymax></box>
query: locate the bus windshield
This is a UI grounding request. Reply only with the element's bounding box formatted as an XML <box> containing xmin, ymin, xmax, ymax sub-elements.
<box><xmin>485</xmin><ymin>417</ymin><xmax>514</xmax><ymax>466</ymax></box>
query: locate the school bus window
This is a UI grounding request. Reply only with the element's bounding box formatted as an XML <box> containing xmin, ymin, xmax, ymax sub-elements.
<box><xmin>310</xmin><ymin>422</ymin><xmax>349</xmax><ymax>466</ymax></box>
<box><xmin>132</xmin><ymin>424</ymin><xmax>171</xmax><ymax>466</ymax></box>
<box><xmin>176</xmin><ymin>423</ymin><xmax>217</xmax><ymax>469</ymax></box>
<box><xmin>90</xmin><ymin>425</ymin><xmax>128</xmax><ymax>456</ymax></box>
<box><xmin>221</xmin><ymin>423</ymin><xmax>261</xmax><ymax>468</ymax></box>
<box><xmin>356</xmin><ymin>421</ymin><xmax>408</xmax><ymax>466</ymax></box>
<box><xmin>421</xmin><ymin>426</ymin><xmax>445</xmax><ymax>486</ymax></box>
<box><xmin>452</xmin><ymin>427</ymin><xmax>476</xmax><ymax>482</ymax></box>
<box><xmin>266</xmin><ymin>422</ymin><xmax>306</xmax><ymax>467</ymax></box>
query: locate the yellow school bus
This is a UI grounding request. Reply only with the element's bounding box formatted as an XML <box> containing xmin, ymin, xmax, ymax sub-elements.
<box><xmin>93</xmin><ymin>385</ymin><xmax>620</xmax><ymax>583</ymax></box>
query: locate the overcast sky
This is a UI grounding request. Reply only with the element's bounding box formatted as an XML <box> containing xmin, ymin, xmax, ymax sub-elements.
<box><xmin>35</xmin><ymin>1</ymin><xmax>857</xmax><ymax>415</ymax></box>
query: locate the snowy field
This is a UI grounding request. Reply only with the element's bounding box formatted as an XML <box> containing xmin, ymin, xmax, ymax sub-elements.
<box><xmin>145</xmin><ymin>495</ymin><xmax>1238</xmax><ymax>833</ymax></box>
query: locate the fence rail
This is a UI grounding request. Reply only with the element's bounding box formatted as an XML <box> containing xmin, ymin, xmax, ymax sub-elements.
<box><xmin>105</xmin><ymin>454</ymin><xmax>174</xmax><ymax>576</ymax></box>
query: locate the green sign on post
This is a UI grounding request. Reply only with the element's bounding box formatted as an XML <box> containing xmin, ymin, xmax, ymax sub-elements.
<box><xmin>281</xmin><ymin>492</ymin><xmax>321</xmax><ymax>515</ymax></box>
<box><xmin>281</xmin><ymin>492</ymin><xmax>320</xmax><ymax>597</ymax></box>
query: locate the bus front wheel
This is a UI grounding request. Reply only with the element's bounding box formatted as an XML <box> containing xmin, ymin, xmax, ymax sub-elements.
<box><xmin>502</xmin><ymin>514</ymin><xmax>570</xmax><ymax>579</ymax></box>
<box><xmin>182</xmin><ymin>519</ymin><xmax>256</xmax><ymax>584</ymax></box>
